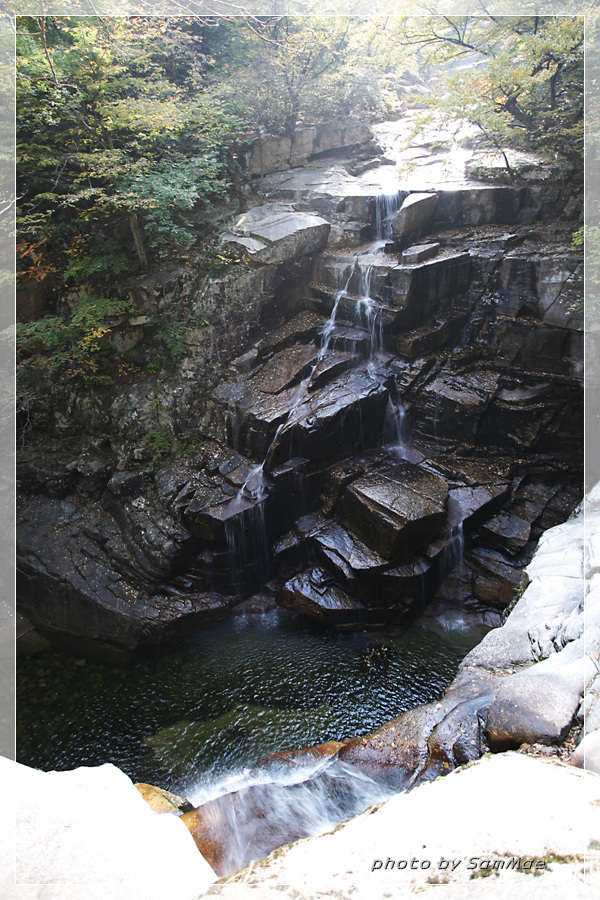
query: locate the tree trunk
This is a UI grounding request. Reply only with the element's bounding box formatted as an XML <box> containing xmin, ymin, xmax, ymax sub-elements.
<box><xmin>129</xmin><ymin>211</ymin><xmax>148</xmax><ymax>271</ymax></box>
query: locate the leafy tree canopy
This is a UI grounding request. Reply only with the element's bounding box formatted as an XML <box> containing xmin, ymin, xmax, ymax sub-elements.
<box><xmin>17</xmin><ymin>15</ymin><xmax>247</xmax><ymax>286</ymax></box>
<box><xmin>382</xmin><ymin>14</ymin><xmax>584</xmax><ymax>172</ymax></box>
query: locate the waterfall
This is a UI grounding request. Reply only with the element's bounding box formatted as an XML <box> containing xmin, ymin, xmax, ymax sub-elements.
<box><xmin>357</xmin><ymin>260</ymin><xmax>375</xmax><ymax>298</ymax></box>
<box><xmin>383</xmin><ymin>396</ymin><xmax>408</xmax><ymax>459</ymax></box>
<box><xmin>224</xmin><ymin>499</ymin><xmax>271</xmax><ymax>597</ymax></box>
<box><xmin>187</xmin><ymin>756</ymin><xmax>398</xmax><ymax>877</ymax></box>
<box><xmin>357</xmin><ymin>297</ymin><xmax>383</xmax><ymax>371</ymax></box>
<box><xmin>439</xmin><ymin>521</ymin><xmax>465</xmax><ymax>582</ymax></box>
<box><xmin>374</xmin><ymin>190</ymin><xmax>405</xmax><ymax>241</ymax></box>
<box><xmin>263</xmin><ymin>262</ymin><xmax>358</xmax><ymax>469</ymax></box>
<box><xmin>237</xmin><ymin>462</ymin><xmax>266</xmax><ymax>502</ymax></box>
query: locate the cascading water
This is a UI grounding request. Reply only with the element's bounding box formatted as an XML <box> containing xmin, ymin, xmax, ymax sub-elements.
<box><xmin>262</xmin><ymin>261</ymin><xmax>359</xmax><ymax>469</ymax></box>
<box><xmin>441</xmin><ymin>521</ymin><xmax>465</xmax><ymax>577</ymax></box>
<box><xmin>224</xmin><ymin>498</ymin><xmax>271</xmax><ymax>597</ymax></box>
<box><xmin>226</xmin><ymin>261</ymin><xmax>360</xmax><ymax>580</ymax></box>
<box><xmin>197</xmin><ymin>187</ymin><xmax>429</xmax><ymax>866</ymax></box>
<box><xmin>374</xmin><ymin>190</ymin><xmax>405</xmax><ymax>241</ymax></box>
<box><xmin>357</xmin><ymin>296</ymin><xmax>383</xmax><ymax>372</ymax></box>
<box><xmin>383</xmin><ymin>396</ymin><xmax>409</xmax><ymax>459</ymax></box>
<box><xmin>187</xmin><ymin>756</ymin><xmax>397</xmax><ymax>877</ymax></box>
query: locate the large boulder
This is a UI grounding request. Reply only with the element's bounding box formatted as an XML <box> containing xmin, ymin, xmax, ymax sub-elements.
<box><xmin>391</xmin><ymin>191</ymin><xmax>438</xmax><ymax>246</ymax></box>
<box><xmin>17</xmin><ymin>495</ymin><xmax>236</xmax><ymax>650</ymax></box>
<box><xmin>222</xmin><ymin>204</ymin><xmax>330</xmax><ymax>265</ymax></box>
<box><xmin>277</xmin><ymin>567</ymin><xmax>389</xmax><ymax>626</ymax></box>
<box><xmin>340</xmin><ymin>461</ymin><xmax>449</xmax><ymax>559</ymax></box>
<box><xmin>8</xmin><ymin>758</ymin><xmax>216</xmax><ymax>898</ymax></box>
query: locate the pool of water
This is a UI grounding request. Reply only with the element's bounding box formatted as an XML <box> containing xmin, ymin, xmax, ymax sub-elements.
<box><xmin>16</xmin><ymin>607</ymin><xmax>489</xmax><ymax>798</ymax></box>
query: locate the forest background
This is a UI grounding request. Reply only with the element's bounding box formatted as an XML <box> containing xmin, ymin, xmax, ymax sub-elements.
<box><xmin>12</xmin><ymin>9</ymin><xmax>586</xmax><ymax>392</ymax></box>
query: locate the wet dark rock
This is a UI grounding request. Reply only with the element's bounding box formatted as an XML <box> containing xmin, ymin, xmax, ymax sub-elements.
<box><xmin>341</xmin><ymin>461</ymin><xmax>448</xmax><ymax>560</ymax></box>
<box><xmin>391</xmin><ymin>192</ymin><xmax>438</xmax><ymax>247</ymax></box>
<box><xmin>388</xmin><ymin>251</ymin><xmax>471</xmax><ymax>325</ymax></box>
<box><xmin>396</xmin><ymin>310</ymin><xmax>466</xmax><ymax>359</ymax></box>
<box><xmin>482</xmin><ymin>375</ymin><xmax>582</xmax><ymax>454</ymax></box>
<box><xmin>481</xmin><ymin>512</ymin><xmax>531</xmax><ymax>556</ymax></box>
<box><xmin>250</xmin><ymin>343</ymin><xmax>321</xmax><ymax>394</ymax></box>
<box><xmin>485</xmin><ymin>318</ymin><xmax>574</xmax><ymax>376</ymax></box>
<box><xmin>445</xmin><ymin>483</ymin><xmax>510</xmax><ymax>531</ymax></box>
<box><xmin>273</xmin><ymin>529</ymin><xmax>308</xmax><ymax>572</ymax></box>
<box><xmin>308</xmin><ymin>520</ymin><xmax>433</xmax><ymax>609</ymax></box>
<box><xmin>321</xmin><ymin>322</ymin><xmax>370</xmax><ymax>355</ymax></box>
<box><xmin>320</xmin><ymin>459</ymin><xmax>366</xmax><ymax>515</ymax></box>
<box><xmin>416</xmin><ymin>370</ymin><xmax>499</xmax><ymax>441</ymax></box>
<box><xmin>462</xmin><ymin>546</ymin><xmax>525</xmax><ymax>609</ymax></box>
<box><xmin>265</xmin><ymin>369</ymin><xmax>389</xmax><ymax>470</ymax></box>
<box><xmin>106</xmin><ymin>471</ymin><xmax>153</xmax><ymax>499</ymax></box>
<box><xmin>255</xmin><ymin>310</ymin><xmax>326</xmax><ymax>359</ymax></box>
<box><xmin>509</xmin><ymin>480</ymin><xmax>562</xmax><ymax>530</ymax></box>
<box><xmin>277</xmin><ymin>568</ymin><xmax>383</xmax><ymax>625</ymax></box>
<box><xmin>307</xmin><ymin>350</ymin><xmax>360</xmax><ymax>391</ymax></box>
<box><xmin>491</xmin><ymin>256</ymin><xmax>538</xmax><ymax>317</ymax></box>
<box><xmin>434</xmin><ymin>186</ymin><xmax>523</xmax><ymax>227</ymax></box>
<box><xmin>421</xmin><ymin>451</ymin><xmax>515</xmax><ymax>488</ymax></box>
<box><xmin>17</xmin><ymin>495</ymin><xmax>235</xmax><ymax>649</ymax></box>
<box><xmin>401</xmin><ymin>242</ymin><xmax>440</xmax><ymax>264</ymax></box>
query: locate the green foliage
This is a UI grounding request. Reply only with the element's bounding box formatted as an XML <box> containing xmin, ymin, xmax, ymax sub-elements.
<box><xmin>17</xmin><ymin>296</ymin><xmax>132</xmax><ymax>386</ymax></box>
<box><xmin>143</xmin><ymin>426</ymin><xmax>173</xmax><ymax>459</ymax></box>
<box><xmin>571</xmin><ymin>226</ymin><xmax>584</xmax><ymax>250</ymax></box>
<box><xmin>204</xmin><ymin>16</ymin><xmax>387</xmax><ymax>137</ymax></box>
<box><xmin>16</xmin><ymin>16</ymin><xmax>247</xmax><ymax>286</ymax></box>
<box><xmin>154</xmin><ymin>320</ymin><xmax>187</xmax><ymax>370</ymax></box>
<box><xmin>387</xmin><ymin>15</ymin><xmax>583</xmax><ymax>173</ymax></box>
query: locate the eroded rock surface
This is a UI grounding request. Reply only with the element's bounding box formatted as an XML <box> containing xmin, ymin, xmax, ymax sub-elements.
<box><xmin>17</xmin><ymin>117</ymin><xmax>583</xmax><ymax>651</ymax></box>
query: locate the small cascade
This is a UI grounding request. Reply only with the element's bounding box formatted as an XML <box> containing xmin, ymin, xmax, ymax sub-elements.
<box><xmin>188</xmin><ymin>757</ymin><xmax>396</xmax><ymax>877</ymax></box>
<box><xmin>224</xmin><ymin>498</ymin><xmax>271</xmax><ymax>597</ymax></box>
<box><xmin>383</xmin><ymin>396</ymin><xmax>409</xmax><ymax>459</ymax></box>
<box><xmin>439</xmin><ymin>521</ymin><xmax>465</xmax><ymax>581</ymax></box>
<box><xmin>357</xmin><ymin>260</ymin><xmax>375</xmax><ymax>298</ymax></box>
<box><xmin>357</xmin><ymin>296</ymin><xmax>383</xmax><ymax>371</ymax></box>
<box><xmin>222</xmin><ymin>188</ymin><xmax>411</xmax><ymax>599</ymax></box>
<box><xmin>263</xmin><ymin>263</ymin><xmax>358</xmax><ymax>468</ymax></box>
<box><xmin>374</xmin><ymin>190</ymin><xmax>405</xmax><ymax>241</ymax></box>
<box><xmin>237</xmin><ymin>462</ymin><xmax>267</xmax><ymax>502</ymax></box>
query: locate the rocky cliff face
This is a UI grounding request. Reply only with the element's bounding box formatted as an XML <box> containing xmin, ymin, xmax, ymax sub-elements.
<box><xmin>16</xmin><ymin>123</ymin><xmax>583</xmax><ymax>653</ymax></box>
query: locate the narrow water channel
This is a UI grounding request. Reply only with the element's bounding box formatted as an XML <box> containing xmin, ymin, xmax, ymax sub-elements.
<box><xmin>16</xmin><ymin>607</ymin><xmax>488</xmax><ymax>801</ymax></box>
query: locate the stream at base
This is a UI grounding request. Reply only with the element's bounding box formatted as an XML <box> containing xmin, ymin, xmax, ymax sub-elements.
<box><xmin>17</xmin><ymin>607</ymin><xmax>489</xmax><ymax>801</ymax></box>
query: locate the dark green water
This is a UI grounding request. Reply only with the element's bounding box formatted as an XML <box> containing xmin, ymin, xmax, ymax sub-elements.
<box><xmin>17</xmin><ymin>608</ymin><xmax>487</xmax><ymax>798</ymax></box>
